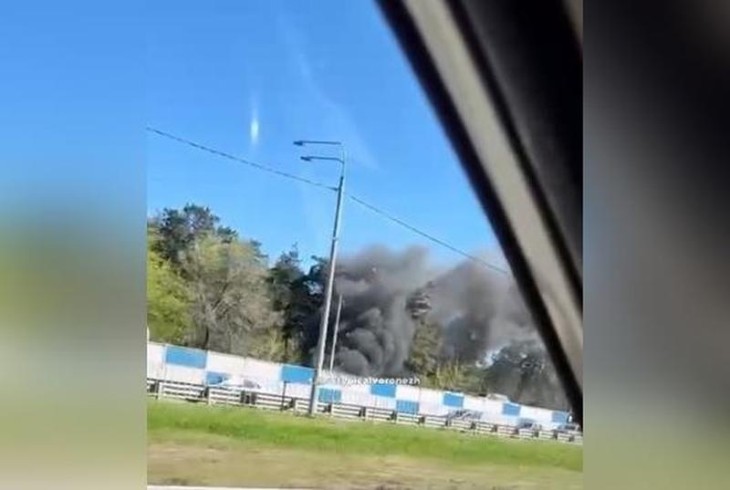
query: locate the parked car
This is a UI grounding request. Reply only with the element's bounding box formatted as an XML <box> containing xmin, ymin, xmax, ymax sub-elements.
<box><xmin>517</xmin><ymin>420</ymin><xmax>543</xmax><ymax>435</ymax></box>
<box><xmin>208</xmin><ymin>375</ymin><xmax>262</xmax><ymax>391</ymax></box>
<box><xmin>555</xmin><ymin>423</ymin><xmax>581</xmax><ymax>435</ymax></box>
<box><xmin>445</xmin><ymin>409</ymin><xmax>483</xmax><ymax>422</ymax></box>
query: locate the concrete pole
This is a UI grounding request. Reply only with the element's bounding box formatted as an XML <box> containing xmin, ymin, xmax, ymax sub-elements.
<box><xmin>328</xmin><ymin>294</ymin><xmax>344</xmax><ymax>372</ymax></box>
<box><xmin>307</xmin><ymin>157</ymin><xmax>346</xmax><ymax>416</ymax></box>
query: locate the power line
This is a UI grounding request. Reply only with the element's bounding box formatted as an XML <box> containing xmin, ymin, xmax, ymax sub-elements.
<box><xmin>147</xmin><ymin>127</ymin><xmax>335</xmax><ymax>191</ymax></box>
<box><xmin>348</xmin><ymin>194</ymin><xmax>509</xmax><ymax>276</ymax></box>
<box><xmin>146</xmin><ymin>127</ymin><xmax>510</xmax><ymax>275</ymax></box>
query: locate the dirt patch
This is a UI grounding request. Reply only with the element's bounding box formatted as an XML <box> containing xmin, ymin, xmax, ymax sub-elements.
<box><xmin>148</xmin><ymin>441</ymin><xmax>582</xmax><ymax>490</ymax></box>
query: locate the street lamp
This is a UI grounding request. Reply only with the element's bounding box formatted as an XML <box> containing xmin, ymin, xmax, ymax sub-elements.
<box><xmin>294</xmin><ymin>139</ymin><xmax>346</xmax><ymax>416</ymax></box>
<box><xmin>328</xmin><ymin>294</ymin><xmax>344</xmax><ymax>372</ymax></box>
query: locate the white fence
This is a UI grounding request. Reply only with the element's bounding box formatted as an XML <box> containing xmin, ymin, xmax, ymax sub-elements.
<box><xmin>147</xmin><ymin>378</ymin><xmax>583</xmax><ymax>445</ymax></box>
<box><xmin>149</xmin><ymin>341</ymin><xmax>576</xmax><ymax>431</ymax></box>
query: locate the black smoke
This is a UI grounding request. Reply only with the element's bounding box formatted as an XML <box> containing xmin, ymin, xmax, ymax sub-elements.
<box><xmin>326</xmin><ymin>245</ymin><xmax>539</xmax><ymax>377</ymax></box>
<box><xmin>426</xmin><ymin>262</ymin><xmax>537</xmax><ymax>363</ymax></box>
<box><xmin>330</xmin><ymin>246</ymin><xmax>433</xmax><ymax>376</ymax></box>
<box><xmin>484</xmin><ymin>338</ymin><xmax>569</xmax><ymax>410</ymax></box>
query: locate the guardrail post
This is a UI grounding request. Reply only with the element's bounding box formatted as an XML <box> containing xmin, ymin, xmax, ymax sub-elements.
<box><xmin>205</xmin><ymin>386</ymin><xmax>211</xmax><ymax>405</ymax></box>
<box><xmin>156</xmin><ymin>380</ymin><xmax>163</xmax><ymax>400</ymax></box>
<box><xmin>281</xmin><ymin>382</ymin><xmax>288</xmax><ymax>411</ymax></box>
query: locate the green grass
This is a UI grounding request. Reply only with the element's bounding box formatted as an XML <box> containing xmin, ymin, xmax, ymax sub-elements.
<box><xmin>148</xmin><ymin>400</ymin><xmax>582</xmax><ymax>472</ymax></box>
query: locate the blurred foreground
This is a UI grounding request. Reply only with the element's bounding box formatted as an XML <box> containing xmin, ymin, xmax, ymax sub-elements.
<box><xmin>148</xmin><ymin>401</ymin><xmax>582</xmax><ymax>489</ymax></box>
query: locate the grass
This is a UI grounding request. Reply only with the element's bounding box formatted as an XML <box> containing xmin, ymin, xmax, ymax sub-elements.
<box><xmin>148</xmin><ymin>400</ymin><xmax>583</xmax><ymax>489</ymax></box>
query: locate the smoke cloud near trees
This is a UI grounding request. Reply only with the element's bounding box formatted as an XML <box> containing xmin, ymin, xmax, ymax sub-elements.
<box><xmin>148</xmin><ymin>205</ymin><xmax>569</xmax><ymax>409</ymax></box>
<box><xmin>329</xmin><ymin>245</ymin><xmax>541</xmax><ymax>377</ymax></box>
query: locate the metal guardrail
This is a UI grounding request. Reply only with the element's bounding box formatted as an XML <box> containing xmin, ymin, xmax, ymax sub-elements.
<box><xmin>147</xmin><ymin>378</ymin><xmax>583</xmax><ymax>445</ymax></box>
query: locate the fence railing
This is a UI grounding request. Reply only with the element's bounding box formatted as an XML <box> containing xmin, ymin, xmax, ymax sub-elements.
<box><xmin>147</xmin><ymin>378</ymin><xmax>583</xmax><ymax>445</ymax></box>
<box><xmin>148</xmin><ymin>341</ymin><xmax>573</xmax><ymax>426</ymax></box>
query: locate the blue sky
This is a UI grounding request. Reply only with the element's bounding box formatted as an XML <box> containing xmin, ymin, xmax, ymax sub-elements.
<box><xmin>147</xmin><ymin>0</ymin><xmax>502</xmax><ymax>269</ymax></box>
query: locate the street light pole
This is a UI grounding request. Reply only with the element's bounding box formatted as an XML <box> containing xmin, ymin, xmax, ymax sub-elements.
<box><xmin>294</xmin><ymin>140</ymin><xmax>346</xmax><ymax>416</ymax></box>
<box><xmin>328</xmin><ymin>294</ymin><xmax>344</xmax><ymax>372</ymax></box>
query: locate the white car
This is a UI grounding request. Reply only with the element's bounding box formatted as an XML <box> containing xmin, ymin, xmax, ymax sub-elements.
<box><xmin>208</xmin><ymin>375</ymin><xmax>262</xmax><ymax>391</ymax></box>
<box><xmin>517</xmin><ymin>420</ymin><xmax>543</xmax><ymax>433</ymax></box>
<box><xmin>555</xmin><ymin>423</ymin><xmax>581</xmax><ymax>435</ymax></box>
<box><xmin>446</xmin><ymin>409</ymin><xmax>483</xmax><ymax>422</ymax></box>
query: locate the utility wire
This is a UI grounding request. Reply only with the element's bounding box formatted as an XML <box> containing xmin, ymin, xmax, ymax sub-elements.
<box><xmin>348</xmin><ymin>194</ymin><xmax>509</xmax><ymax>276</ymax></box>
<box><xmin>147</xmin><ymin>127</ymin><xmax>510</xmax><ymax>275</ymax></box>
<box><xmin>147</xmin><ymin>127</ymin><xmax>335</xmax><ymax>191</ymax></box>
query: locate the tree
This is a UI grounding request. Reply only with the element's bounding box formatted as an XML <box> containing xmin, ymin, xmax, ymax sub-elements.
<box><xmin>246</xmin><ymin>327</ymin><xmax>290</xmax><ymax>363</ymax></box>
<box><xmin>150</xmin><ymin>204</ymin><xmax>238</xmax><ymax>268</ymax></box>
<box><xmin>484</xmin><ymin>342</ymin><xmax>569</xmax><ymax>410</ymax></box>
<box><xmin>429</xmin><ymin>360</ymin><xmax>469</xmax><ymax>391</ymax></box>
<box><xmin>147</xmin><ymin>245</ymin><xmax>192</xmax><ymax>345</ymax></box>
<box><xmin>405</xmin><ymin>318</ymin><xmax>443</xmax><ymax>377</ymax></box>
<box><xmin>181</xmin><ymin>234</ymin><xmax>281</xmax><ymax>356</ymax></box>
<box><xmin>217</xmin><ymin>226</ymin><xmax>238</xmax><ymax>244</ymax></box>
<box><xmin>302</xmin><ymin>256</ymin><xmax>328</xmax><ymax>298</ymax></box>
<box><xmin>459</xmin><ymin>364</ymin><xmax>490</xmax><ymax>395</ymax></box>
<box><xmin>291</xmin><ymin>256</ymin><xmax>328</xmax><ymax>362</ymax></box>
<box><xmin>268</xmin><ymin>246</ymin><xmax>302</xmax><ymax>312</ymax></box>
<box><xmin>267</xmin><ymin>245</ymin><xmax>308</xmax><ymax>361</ymax></box>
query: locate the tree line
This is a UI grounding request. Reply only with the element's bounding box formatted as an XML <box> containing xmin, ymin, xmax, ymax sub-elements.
<box><xmin>147</xmin><ymin>204</ymin><xmax>569</xmax><ymax>409</ymax></box>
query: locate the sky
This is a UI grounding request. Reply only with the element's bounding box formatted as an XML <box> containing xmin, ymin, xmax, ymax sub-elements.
<box><xmin>146</xmin><ymin>0</ymin><xmax>504</xmax><ymax>270</ymax></box>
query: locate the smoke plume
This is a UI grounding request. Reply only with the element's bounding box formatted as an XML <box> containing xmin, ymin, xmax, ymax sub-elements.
<box><xmin>328</xmin><ymin>245</ymin><xmax>539</xmax><ymax>376</ymax></box>
<box><xmin>331</xmin><ymin>246</ymin><xmax>433</xmax><ymax>376</ymax></box>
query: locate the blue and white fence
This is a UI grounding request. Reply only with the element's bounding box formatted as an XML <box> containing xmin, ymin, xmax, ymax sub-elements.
<box><xmin>147</xmin><ymin>342</ymin><xmax>570</xmax><ymax>429</ymax></box>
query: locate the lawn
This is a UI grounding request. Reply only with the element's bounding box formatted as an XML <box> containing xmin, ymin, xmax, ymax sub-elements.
<box><xmin>148</xmin><ymin>400</ymin><xmax>582</xmax><ymax>489</ymax></box>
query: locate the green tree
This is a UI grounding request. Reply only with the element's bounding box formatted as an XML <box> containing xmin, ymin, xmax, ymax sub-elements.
<box><xmin>181</xmin><ymin>234</ymin><xmax>281</xmax><ymax>356</ymax></box>
<box><xmin>246</xmin><ymin>327</ymin><xmax>290</xmax><ymax>363</ymax></box>
<box><xmin>429</xmin><ymin>360</ymin><xmax>469</xmax><ymax>391</ymax></box>
<box><xmin>267</xmin><ymin>245</ymin><xmax>309</xmax><ymax>361</ymax></box>
<box><xmin>268</xmin><ymin>247</ymin><xmax>305</xmax><ymax>314</ymax></box>
<box><xmin>292</xmin><ymin>256</ymin><xmax>328</xmax><ymax>361</ymax></box>
<box><xmin>459</xmin><ymin>364</ymin><xmax>490</xmax><ymax>395</ymax></box>
<box><xmin>150</xmin><ymin>204</ymin><xmax>238</xmax><ymax>268</ymax></box>
<box><xmin>147</xmin><ymin>241</ymin><xmax>192</xmax><ymax>344</ymax></box>
<box><xmin>406</xmin><ymin>318</ymin><xmax>443</xmax><ymax>377</ymax></box>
